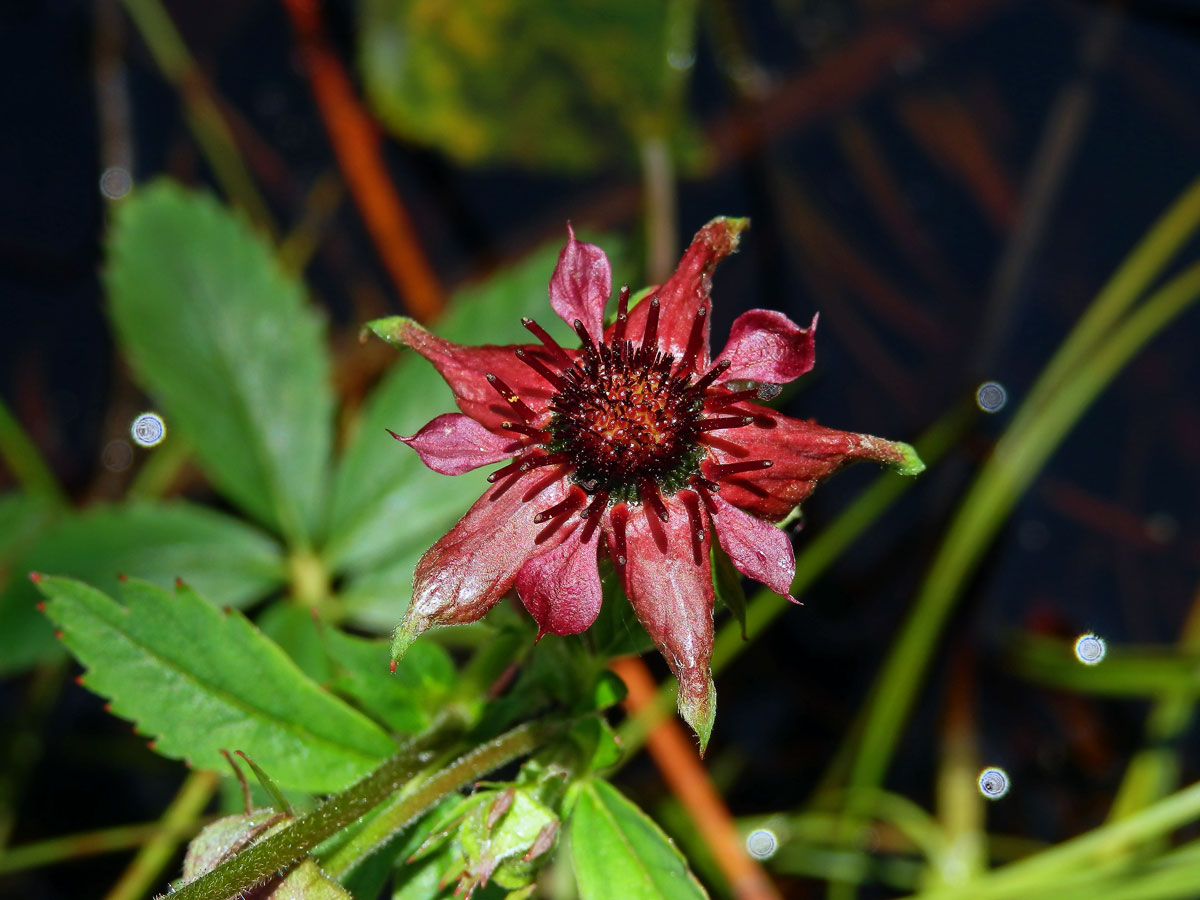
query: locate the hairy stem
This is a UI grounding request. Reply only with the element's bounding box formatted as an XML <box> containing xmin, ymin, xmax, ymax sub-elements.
<box><xmin>164</xmin><ymin>718</ymin><xmax>562</xmax><ymax>900</ymax></box>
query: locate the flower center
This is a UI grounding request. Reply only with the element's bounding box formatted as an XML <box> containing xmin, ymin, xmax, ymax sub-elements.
<box><xmin>546</xmin><ymin>337</ymin><xmax>708</xmax><ymax>503</ymax></box>
<box><xmin>486</xmin><ymin>290</ymin><xmax>773</xmax><ymax>532</ymax></box>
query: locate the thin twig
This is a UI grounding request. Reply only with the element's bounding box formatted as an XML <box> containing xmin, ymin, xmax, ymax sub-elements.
<box><xmin>279</xmin><ymin>0</ymin><xmax>445</xmax><ymax>322</ymax></box>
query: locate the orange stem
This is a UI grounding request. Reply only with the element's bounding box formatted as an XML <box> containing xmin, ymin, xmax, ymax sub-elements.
<box><xmin>609</xmin><ymin>656</ymin><xmax>782</xmax><ymax>900</ymax></box>
<box><xmin>279</xmin><ymin>0</ymin><xmax>444</xmax><ymax>322</ymax></box>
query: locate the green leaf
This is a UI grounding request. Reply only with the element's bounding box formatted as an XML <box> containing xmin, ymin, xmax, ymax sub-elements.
<box><xmin>711</xmin><ymin>545</ymin><xmax>747</xmax><ymax>641</ymax></box>
<box><xmin>567</xmin><ymin>779</ymin><xmax>708</xmax><ymax>900</ymax></box>
<box><xmin>326</xmin><ymin>237</ymin><xmax>617</xmax><ymax>610</ymax></box>
<box><xmin>258</xmin><ymin>603</ymin><xmax>457</xmax><ymax>734</ymax></box>
<box><xmin>358</xmin><ymin>0</ymin><xmax>700</xmax><ymax>172</ymax></box>
<box><xmin>36</xmin><ymin>576</ymin><xmax>397</xmax><ymax>792</ymax></box>
<box><xmin>0</xmin><ymin>501</ymin><xmax>285</xmax><ymax>674</ymax></box>
<box><xmin>588</xmin><ymin>559</ymin><xmax>654</xmax><ymax>659</ymax></box>
<box><xmin>105</xmin><ymin>181</ymin><xmax>334</xmax><ymax>545</ymax></box>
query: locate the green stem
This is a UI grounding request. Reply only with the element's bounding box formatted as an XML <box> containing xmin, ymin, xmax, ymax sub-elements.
<box><xmin>903</xmin><ymin>780</ymin><xmax>1200</xmax><ymax>900</ymax></box>
<box><xmin>166</xmin><ymin>719</ymin><xmax>560</xmax><ymax>900</ymax></box>
<box><xmin>1009</xmin><ymin>175</ymin><xmax>1200</xmax><ymax>426</ymax></box>
<box><xmin>0</xmin><ymin>398</ymin><xmax>67</xmax><ymax>505</ymax></box>
<box><xmin>1106</xmin><ymin>584</ymin><xmax>1200</xmax><ymax>822</ymax></box>
<box><xmin>119</xmin><ymin>0</ymin><xmax>276</xmax><ymax>236</ymax></box>
<box><xmin>322</xmin><ymin>719</ymin><xmax>565</xmax><ymax>879</ymax></box>
<box><xmin>0</xmin><ymin>819</ymin><xmax>211</xmax><ymax>875</ymax></box>
<box><xmin>103</xmin><ymin>770</ymin><xmax>220</xmax><ymax>900</ymax></box>
<box><xmin>846</xmin><ymin>259</ymin><xmax>1200</xmax><ymax>799</ymax></box>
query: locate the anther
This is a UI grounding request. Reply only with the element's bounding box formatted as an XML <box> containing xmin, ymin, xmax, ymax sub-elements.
<box><xmin>485</xmin><ymin>372</ymin><xmax>536</xmax><ymax>420</ymax></box>
<box><xmin>613</xmin><ymin>285</ymin><xmax>630</xmax><ymax>345</ymax></box>
<box><xmin>487</xmin><ymin>460</ymin><xmax>523</xmax><ymax>483</ymax></box>
<box><xmin>500</xmin><ymin>421</ymin><xmax>549</xmax><ymax>440</ymax></box>
<box><xmin>706</xmin><ymin>387</ymin><xmax>759</xmax><ymax>408</ymax></box>
<box><xmin>534</xmin><ymin>487</ymin><xmax>587</xmax><ymax>523</ymax></box>
<box><xmin>515</xmin><ymin>348</ymin><xmax>566</xmax><ymax>388</ymax></box>
<box><xmin>611</xmin><ymin>504</ymin><xmax>629</xmax><ymax>567</ymax></box>
<box><xmin>696</xmin><ymin>416</ymin><xmax>754</xmax><ymax>432</ymax></box>
<box><xmin>708</xmin><ymin>459</ymin><xmax>773</xmax><ymax>478</ymax></box>
<box><xmin>519</xmin><ymin>452</ymin><xmax>571</xmax><ymax>472</ymax></box>
<box><xmin>579</xmin><ymin>490</ymin><xmax>609</xmax><ymax>544</ymax></box>
<box><xmin>521</xmin><ymin>317</ymin><xmax>571</xmax><ymax>365</ymax></box>
<box><xmin>573</xmin><ymin>319</ymin><xmax>600</xmax><ymax>369</ymax></box>
<box><xmin>689</xmin><ymin>359</ymin><xmax>732</xmax><ymax>395</ymax></box>
<box><xmin>639</xmin><ymin>479</ymin><xmax>670</xmax><ymax>522</ymax></box>
<box><xmin>642</xmin><ymin>298</ymin><xmax>660</xmax><ymax>351</ymax></box>
<box><xmin>678</xmin><ymin>305</ymin><xmax>707</xmax><ymax>375</ymax></box>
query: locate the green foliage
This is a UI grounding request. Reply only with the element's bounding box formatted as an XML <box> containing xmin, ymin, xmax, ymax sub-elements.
<box><xmin>106</xmin><ymin>181</ymin><xmax>334</xmax><ymax>545</ymax></box>
<box><xmin>567</xmin><ymin>778</ymin><xmax>709</xmax><ymax>900</ymax></box>
<box><xmin>258</xmin><ymin>603</ymin><xmax>456</xmax><ymax>734</ymax></box>
<box><xmin>358</xmin><ymin>0</ymin><xmax>700</xmax><ymax>171</ymax></box>
<box><xmin>35</xmin><ymin>575</ymin><xmax>396</xmax><ymax>792</ymax></box>
<box><xmin>0</xmin><ymin>501</ymin><xmax>284</xmax><ymax>673</ymax></box>
<box><xmin>710</xmin><ymin>545</ymin><xmax>747</xmax><ymax>641</ymax></box>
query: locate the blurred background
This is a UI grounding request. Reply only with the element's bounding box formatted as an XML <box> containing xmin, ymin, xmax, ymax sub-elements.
<box><xmin>2</xmin><ymin>0</ymin><xmax>1200</xmax><ymax>898</ymax></box>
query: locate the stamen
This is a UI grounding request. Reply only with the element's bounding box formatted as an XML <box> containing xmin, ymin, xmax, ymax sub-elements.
<box><xmin>639</xmin><ymin>479</ymin><xmax>670</xmax><ymax>522</ymax></box>
<box><xmin>680</xmin><ymin>490</ymin><xmax>705</xmax><ymax>565</ymax></box>
<box><xmin>708</xmin><ymin>459</ymin><xmax>773</xmax><ymax>478</ymax></box>
<box><xmin>573</xmin><ymin>319</ymin><xmax>600</xmax><ymax>370</ymax></box>
<box><xmin>706</xmin><ymin>387</ymin><xmax>759</xmax><ymax>408</ymax></box>
<box><xmin>500</xmin><ymin>421</ymin><xmax>549</xmax><ymax>440</ymax></box>
<box><xmin>642</xmin><ymin>297</ymin><xmax>660</xmax><ymax>350</ymax></box>
<box><xmin>486</xmin><ymin>372</ymin><xmax>535</xmax><ymax>421</ymax></box>
<box><xmin>487</xmin><ymin>460</ymin><xmax>523</xmax><ymax>483</ymax></box>
<box><xmin>696</xmin><ymin>415</ymin><xmax>754</xmax><ymax>432</ymax></box>
<box><xmin>689</xmin><ymin>476</ymin><xmax>720</xmax><ymax>515</ymax></box>
<box><xmin>579</xmin><ymin>490</ymin><xmax>608</xmax><ymax>544</ymax></box>
<box><xmin>678</xmin><ymin>306</ymin><xmax>707</xmax><ymax>375</ymax></box>
<box><xmin>515</xmin><ymin>348</ymin><xmax>566</xmax><ymax>388</ymax></box>
<box><xmin>613</xmin><ymin>285</ymin><xmax>630</xmax><ymax>344</ymax></box>
<box><xmin>521</xmin><ymin>317</ymin><xmax>571</xmax><ymax>365</ymax></box>
<box><xmin>611</xmin><ymin>504</ymin><xmax>629</xmax><ymax>567</ymax></box>
<box><xmin>533</xmin><ymin>486</ymin><xmax>587</xmax><ymax>523</ymax></box>
<box><xmin>520</xmin><ymin>452</ymin><xmax>572</xmax><ymax>472</ymax></box>
<box><xmin>688</xmin><ymin>359</ymin><xmax>732</xmax><ymax>396</ymax></box>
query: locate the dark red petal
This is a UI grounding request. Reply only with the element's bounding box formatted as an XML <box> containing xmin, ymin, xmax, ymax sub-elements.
<box><xmin>515</xmin><ymin>529</ymin><xmax>602</xmax><ymax>638</ymax></box>
<box><xmin>392</xmin><ymin>470</ymin><xmax>572</xmax><ymax>659</ymax></box>
<box><xmin>715</xmin><ymin>310</ymin><xmax>818</xmax><ymax>386</ymax></box>
<box><xmin>549</xmin><ymin>224</ymin><xmax>611</xmax><ymax>340</ymax></box>
<box><xmin>389</xmin><ymin>414</ymin><xmax>519</xmax><ymax>476</ymax></box>
<box><xmin>607</xmin><ymin>500</ymin><xmax>717</xmax><ymax>752</ymax></box>
<box><xmin>709</xmin><ymin>492</ymin><xmax>796</xmax><ymax>600</ymax></box>
<box><xmin>607</xmin><ymin>217</ymin><xmax>748</xmax><ymax>364</ymax></box>
<box><xmin>709</xmin><ymin>404</ymin><xmax>924</xmax><ymax>522</ymax></box>
<box><xmin>379</xmin><ymin>318</ymin><xmax>554</xmax><ymax>431</ymax></box>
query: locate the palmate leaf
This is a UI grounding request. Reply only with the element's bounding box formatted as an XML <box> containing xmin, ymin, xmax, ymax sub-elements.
<box><xmin>568</xmin><ymin>779</ymin><xmax>709</xmax><ymax>900</ymax></box>
<box><xmin>35</xmin><ymin>575</ymin><xmax>397</xmax><ymax>792</ymax></box>
<box><xmin>105</xmin><ymin>181</ymin><xmax>334</xmax><ymax>546</ymax></box>
<box><xmin>0</xmin><ymin>501</ymin><xmax>285</xmax><ymax>675</ymax></box>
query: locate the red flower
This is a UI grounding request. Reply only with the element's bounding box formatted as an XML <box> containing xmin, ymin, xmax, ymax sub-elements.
<box><xmin>372</xmin><ymin>218</ymin><xmax>923</xmax><ymax>750</ymax></box>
